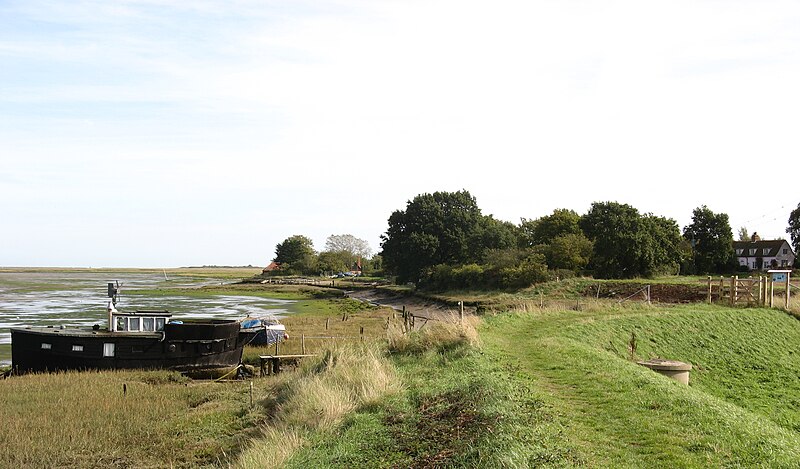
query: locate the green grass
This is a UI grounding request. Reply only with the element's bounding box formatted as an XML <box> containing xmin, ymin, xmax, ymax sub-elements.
<box><xmin>481</xmin><ymin>304</ymin><xmax>800</xmax><ymax>467</ymax></box>
<box><xmin>281</xmin><ymin>337</ymin><xmax>580</xmax><ymax>468</ymax></box>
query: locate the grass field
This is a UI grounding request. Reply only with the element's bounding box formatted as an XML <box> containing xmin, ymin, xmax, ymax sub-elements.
<box><xmin>4</xmin><ymin>276</ymin><xmax>800</xmax><ymax>467</ymax></box>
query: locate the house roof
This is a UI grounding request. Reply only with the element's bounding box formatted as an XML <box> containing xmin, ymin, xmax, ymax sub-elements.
<box><xmin>732</xmin><ymin>240</ymin><xmax>793</xmax><ymax>257</ymax></box>
<box><xmin>262</xmin><ymin>261</ymin><xmax>282</xmax><ymax>272</ymax></box>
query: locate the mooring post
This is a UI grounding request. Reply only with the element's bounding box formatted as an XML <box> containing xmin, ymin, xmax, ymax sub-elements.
<box><xmin>123</xmin><ymin>383</ymin><xmax>127</xmax><ymax>397</ymax></box>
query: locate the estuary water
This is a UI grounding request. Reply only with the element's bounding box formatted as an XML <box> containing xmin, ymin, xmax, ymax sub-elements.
<box><xmin>0</xmin><ymin>271</ymin><xmax>296</xmax><ymax>365</ymax></box>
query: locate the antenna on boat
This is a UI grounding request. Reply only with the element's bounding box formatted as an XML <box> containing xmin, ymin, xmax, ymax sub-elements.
<box><xmin>108</xmin><ymin>281</ymin><xmax>121</xmax><ymax>307</ymax></box>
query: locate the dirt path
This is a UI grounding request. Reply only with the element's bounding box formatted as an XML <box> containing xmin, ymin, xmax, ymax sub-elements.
<box><xmin>346</xmin><ymin>289</ymin><xmax>477</xmax><ymax>321</ymax></box>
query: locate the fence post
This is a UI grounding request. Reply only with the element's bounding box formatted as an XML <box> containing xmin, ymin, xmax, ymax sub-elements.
<box><xmin>719</xmin><ymin>276</ymin><xmax>724</xmax><ymax>302</ymax></box>
<box><xmin>459</xmin><ymin>301</ymin><xmax>464</xmax><ymax>325</ymax></box>
<box><xmin>707</xmin><ymin>276</ymin><xmax>712</xmax><ymax>304</ymax></box>
<box><xmin>301</xmin><ymin>334</ymin><xmax>306</xmax><ymax>355</ymax></box>
<box><xmin>647</xmin><ymin>285</ymin><xmax>651</xmax><ymax>305</ymax></box>
<box><xmin>731</xmin><ymin>276</ymin><xmax>737</xmax><ymax>306</ymax></box>
<box><xmin>786</xmin><ymin>273</ymin><xmax>791</xmax><ymax>310</ymax></box>
<box><xmin>769</xmin><ymin>277</ymin><xmax>775</xmax><ymax>308</ymax></box>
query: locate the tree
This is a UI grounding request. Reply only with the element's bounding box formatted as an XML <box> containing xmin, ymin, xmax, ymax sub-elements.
<box><xmin>738</xmin><ymin>226</ymin><xmax>750</xmax><ymax>242</ymax></box>
<box><xmin>380</xmin><ymin>190</ymin><xmax>484</xmax><ymax>283</ymax></box>
<box><xmin>324</xmin><ymin>234</ymin><xmax>373</xmax><ymax>258</ymax></box>
<box><xmin>519</xmin><ymin>209</ymin><xmax>581</xmax><ymax>247</ymax></box>
<box><xmin>273</xmin><ymin>235</ymin><xmax>316</xmax><ymax>273</ymax></box>
<box><xmin>547</xmin><ymin>233</ymin><xmax>594</xmax><ymax>271</ymax></box>
<box><xmin>787</xmin><ymin>202</ymin><xmax>800</xmax><ymax>258</ymax></box>
<box><xmin>683</xmin><ymin>206</ymin><xmax>735</xmax><ymax>274</ymax></box>
<box><xmin>580</xmin><ymin>202</ymin><xmax>683</xmax><ymax>278</ymax></box>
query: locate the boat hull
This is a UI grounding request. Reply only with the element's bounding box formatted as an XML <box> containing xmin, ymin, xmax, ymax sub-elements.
<box><xmin>11</xmin><ymin>320</ymin><xmax>254</xmax><ymax>373</ymax></box>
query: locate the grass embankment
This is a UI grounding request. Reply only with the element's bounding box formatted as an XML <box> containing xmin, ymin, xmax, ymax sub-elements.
<box><xmin>482</xmin><ymin>303</ymin><xmax>800</xmax><ymax>466</ymax></box>
<box><xmin>239</xmin><ymin>315</ymin><xmax>580</xmax><ymax>468</ymax></box>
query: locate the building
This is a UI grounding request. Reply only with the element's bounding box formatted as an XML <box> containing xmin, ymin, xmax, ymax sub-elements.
<box><xmin>733</xmin><ymin>238</ymin><xmax>795</xmax><ymax>271</ymax></box>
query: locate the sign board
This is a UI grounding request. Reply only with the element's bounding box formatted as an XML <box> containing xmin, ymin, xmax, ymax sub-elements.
<box><xmin>768</xmin><ymin>270</ymin><xmax>791</xmax><ymax>283</ymax></box>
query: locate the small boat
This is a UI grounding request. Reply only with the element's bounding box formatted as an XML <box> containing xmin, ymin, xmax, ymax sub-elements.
<box><xmin>240</xmin><ymin>316</ymin><xmax>288</xmax><ymax>346</ymax></box>
<box><xmin>10</xmin><ymin>283</ymin><xmax>260</xmax><ymax>374</ymax></box>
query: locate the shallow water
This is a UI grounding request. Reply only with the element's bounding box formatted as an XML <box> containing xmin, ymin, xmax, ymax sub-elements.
<box><xmin>0</xmin><ymin>272</ymin><xmax>295</xmax><ymax>365</ymax></box>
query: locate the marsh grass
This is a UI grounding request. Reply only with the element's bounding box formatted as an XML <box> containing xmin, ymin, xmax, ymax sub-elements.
<box><xmin>387</xmin><ymin>314</ymin><xmax>481</xmax><ymax>354</ymax></box>
<box><xmin>0</xmin><ymin>370</ymin><xmax>263</xmax><ymax>468</ymax></box>
<box><xmin>234</xmin><ymin>342</ymin><xmax>401</xmax><ymax>468</ymax></box>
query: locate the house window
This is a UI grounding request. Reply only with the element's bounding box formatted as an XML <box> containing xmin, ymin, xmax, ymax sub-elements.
<box><xmin>736</xmin><ymin>249</ymin><xmax>744</xmax><ymax>255</ymax></box>
<box><xmin>41</xmin><ymin>343</ymin><xmax>52</xmax><ymax>350</ymax></box>
<box><xmin>103</xmin><ymin>343</ymin><xmax>115</xmax><ymax>357</ymax></box>
<box><xmin>749</xmin><ymin>249</ymin><xmax>757</xmax><ymax>255</ymax></box>
<box><xmin>782</xmin><ymin>260</ymin><xmax>788</xmax><ymax>267</ymax></box>
<box><xmin>784</xmin><ymin>248</ymin><xmax>789</xmax><ymax>254</ymax></box>
<box><xmin>763</xmin><ymin>248</ymin><xmax>770</xmax><ymax>255</ymax></box>
<box><xmin>72</xmin><ymin>345</ymin><xmax>84</xmax><ymax>352</ymax></box>
<box><xmin>752</xmin><ymin>261</ymin><xmax>757</xmax><ymax>269</ymax></box>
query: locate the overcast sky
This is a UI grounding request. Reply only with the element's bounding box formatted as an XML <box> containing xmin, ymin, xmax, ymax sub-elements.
<box><xmin>1</xmin><ymin>0</ymin><xmax>798</xmax><ymax>267</ymax></box>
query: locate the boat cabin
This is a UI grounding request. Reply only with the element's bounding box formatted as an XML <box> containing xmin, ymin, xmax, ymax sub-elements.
<box><xmin>111</xmin><ymin>311</ymin><xmax>172</xmax><ymax>333</ymax></box>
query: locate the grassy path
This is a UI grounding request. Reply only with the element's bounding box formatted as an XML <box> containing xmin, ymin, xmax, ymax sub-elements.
<box><xmin>481</xmin><ymin>305</ymin><xmax>800</xmax><ymax>467</ymax></box>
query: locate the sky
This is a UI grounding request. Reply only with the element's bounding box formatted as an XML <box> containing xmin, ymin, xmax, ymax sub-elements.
<box><xmin>1</xmin><ymin>0</ymin><xmax>799</xmax><ymax>267</ymax></box>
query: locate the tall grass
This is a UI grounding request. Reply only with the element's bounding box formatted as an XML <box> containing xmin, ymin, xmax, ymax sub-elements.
<box><xmin>0</xmin><ymin>370</ymin><xmax>259</xmax><ymax>468</ymax></box>
<box><xmin>233</xmin><ymin>342</ymin><xmax>401</xmax><ymax>468</ymax></box>
<box><xmin>387</xmin><ymin>314</ymin><xmax>480</xmax><ymax>354</ymax></box>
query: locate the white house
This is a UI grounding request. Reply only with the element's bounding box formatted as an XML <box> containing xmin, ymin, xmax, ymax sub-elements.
<box><xmin>732</xmin><ymin>239</ymin><xmax>795</xmax><ymax>271</ymax></box>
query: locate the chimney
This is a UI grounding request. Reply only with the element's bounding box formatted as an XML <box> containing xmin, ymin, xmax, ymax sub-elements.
<box><xmin>751</xmin><ymin>232</ymin><xmax>761</xmax><ymax>241</ymax></box>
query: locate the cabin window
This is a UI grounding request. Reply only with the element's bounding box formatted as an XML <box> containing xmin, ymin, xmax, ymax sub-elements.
<box><xmin>116</xmin><ymin>317</ymin><xmax>127</xmax><ymax>331</ymax></box>
<box><xmin>155</xmin><ymin>318</ymin><xmax>166</xmax><ymax>331</ymax></box>
<box><xmin>72</xmin><ymin>345</ymin><xmax>84</xmax><ymax>352</ymax></box>
<box><xmin>143</xmin><ymin>317</ymin><xmax>155</xmax><ymax>332</ymax></box>
<box><xmin>129</xmin><ymin>317</ymin><xmax>140</xmax><ymax>331</ymax></box>
<box><xmin>41</xmin><ymin>343</ymin><xmax>52</xmax><ymax>350</ymax></box>
<box><xmin>103</xmin><ymin>343</ymin><xmax>115</xmax><ymax>357</ymax></box>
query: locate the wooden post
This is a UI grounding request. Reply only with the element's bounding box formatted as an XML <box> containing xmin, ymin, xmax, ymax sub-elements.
<box><xmin>325</xmin><ymin>318</ymin><xmax>329</xmax><ymax>330</ymax></box>
<box><xmin>647</xmin><ymin>285</ymin><xmax>651</xmax><ymax>305</ymax></box>
<box><xmin>731</xmin><ymin>276</ymin><xmax>737</xmax><ymax>306</ymax></box>
<box><xmin>301</xmin><ymin>334</ymin><xmax>306</xmax><ymax>355</ymax></box>
<box><xmin>249</xmin><ymin>381</ymin><xmax>253</xmax><ymax>408</ymax></box>
<box><xmin>769</xmin><ymin>277</ymin><xmax>775</xmax><ymax>308</ymax></box>
<box><xmin>275</xmin><ymin>339</ymin><xmax>279</xmax><ymax>356</ymax></box>
<box><xmin>707</xmin><ymin>276</ymin><xmax>712</xmax><ymax>304</ymax></box>
<box><xmin>360</xmin><ymin>326</ymin><xmax>364</xmax><ymax>341</ymax></box>
<box><xmin>719</xmin><ymin>276</ymin><xmax>724</xmax><ymax>302</ymax></box>
<box><xmin>459</xmin><ymin>301</ymin><xmax>464</xmax><ymax>325</ymax></box>
<box><xmin>540</xmin><ymin>290</ymin><xmax>544</xmax><ymax>308</ymax></box>
<box><xmin>786</xmin><ymin>272</ymin><xmax>791</xmax><ymax>310</ymax></box>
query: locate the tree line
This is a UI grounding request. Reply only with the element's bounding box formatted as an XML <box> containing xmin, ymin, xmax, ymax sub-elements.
<box><xmin>379</xmin><ymin>190</ymin><xmax>799</xmax><ymax>290</ymax></box>
<box><xmin>267</xmin><ymin>192</ymin><xmax>800</xmax><ymax>289</ymax></box>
